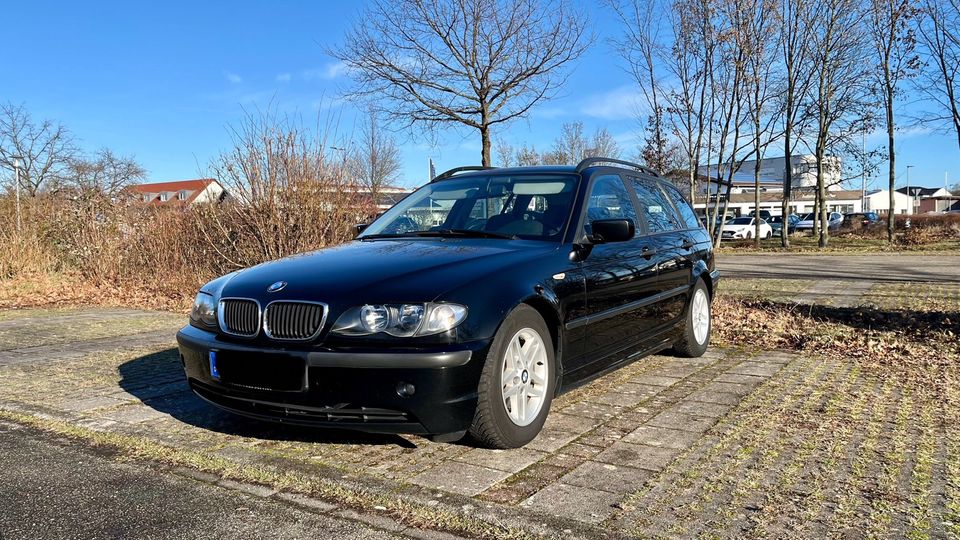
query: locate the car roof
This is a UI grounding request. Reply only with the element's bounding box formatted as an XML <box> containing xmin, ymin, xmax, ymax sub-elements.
<box><xmin>436</xmin><ymin>164</ymin><xmax>663</xmax><ymax>182</ymax></box>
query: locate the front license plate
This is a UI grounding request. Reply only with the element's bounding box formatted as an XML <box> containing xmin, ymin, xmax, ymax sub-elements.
<box><xmin>215</xmin><ymin>351</ymin><xmax>306</xmax><ymax>392</ymax></box>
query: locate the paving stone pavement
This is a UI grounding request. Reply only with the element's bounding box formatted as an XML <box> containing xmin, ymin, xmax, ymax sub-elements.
<box><xmin>0</xmin><ymin>308</ymin><xmax>801</xmax><ymax>535</ymax></box>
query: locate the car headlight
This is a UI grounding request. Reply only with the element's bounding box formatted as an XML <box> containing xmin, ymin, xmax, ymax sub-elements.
<box><xmin>332</xmin><ymin>303</ymin><xmax>467</xmax><ymax>337</ymax></box>
<box><xmin>190</xmin><ymin>292</ymin><xmax>218</xmax><ymax>329</ymax></box>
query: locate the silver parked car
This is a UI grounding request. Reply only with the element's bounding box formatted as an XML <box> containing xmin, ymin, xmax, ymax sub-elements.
<box><xmin>794</xmin><ymin>212</ymin><xmax>844</xmax><ymax>231</ymax></box>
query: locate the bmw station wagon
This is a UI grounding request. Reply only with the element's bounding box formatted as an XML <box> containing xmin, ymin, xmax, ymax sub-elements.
<box><xmin>176</xmin><ymin>158</ymin><xmax>718</xmax><ymax>448</ymax></box>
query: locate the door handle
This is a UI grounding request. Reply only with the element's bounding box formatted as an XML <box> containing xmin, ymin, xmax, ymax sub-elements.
<box><xmin>680</xmin><ymin>238</ymin><xmax>695</xmax><ymax>250</ymax></box>
<box><xmin>642</xmin><ymin>246</ymin><xmax>656</xmax><ymax>259</ymax></box>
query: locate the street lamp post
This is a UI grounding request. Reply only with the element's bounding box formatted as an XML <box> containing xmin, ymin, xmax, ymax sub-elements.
<box><xmin>11</xmin><ymin>155</ymin><xmax>23</xmax><ymax>234</ymax></box>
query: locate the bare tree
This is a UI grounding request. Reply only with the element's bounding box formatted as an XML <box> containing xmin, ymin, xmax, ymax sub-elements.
<box><xmin>870</xmin><ymin>0</ymin><xmax>919</xmax><ymax>242</ymax></box>
<box><xmin>666</xmin><ymin>0</ymin><xmax>716</xmax><ymax>202</ymax></box>
<box><xmin>809</xmin><ymin>0</ymin><xmax>872</xmax><ymax>247</ymax></box>
<box><xmin>515</xmin><ymin>143</ymin><xmax>544</xmax><ymax>166</ymax></box>
<box><xmin>916</xmin><ymin>0</ymin><xmax>960</xmax><ymax>149</ymax></box>
<box><xmin>0</xmin><ymin>102</ymin><xmax>77</xmax><ymax>196</ymax></box>
<box><xmin>706</xmin><ymin>1</ymin><xmax>753</xmax><ymax>246</ymax></box>
<box><xmin>333</xmin><ymin>0</ymin><xmax>591</xmax><ymax>167</ymax></box>
<box><xmin>587</xmin><ymin>127</ymin><xmax>622</xmax><ymax>159</ymax></box>
<box><xmin>608</xmin><ymin>0</ymin><xmax>669</xmax><ymax>171</ymax></box>
<box><xmin>203</xmin><ymin>109</ymin><xmax>372</xmax><ymax>266</ymax></box>
<box><xmin>495</xmin><ymin>139</ymin><xmax>516</xmax><ymax>167</ymax></box>
<box><xmin>349</xmin><ymin>108</ymin><xmax>402</xmax><ymax>202</ymax></box>
<box><xmin>741</xmin><ymin>0</ymin><xmax>784</xmax><ymax>244</ymax></box>
<box><xmin>777</xmin><ymin>0</ymin><xmax>818</xmax><ymax>247</ymax></box>
<box><xmin>68</xmin><ymin>148</ymin><xmax>146</xmax><ymax>198</ymax></box>
<box><xmin>551</xmin><ymin>121</ymin><xmax>588</xmax><ymax>164</ymax></box>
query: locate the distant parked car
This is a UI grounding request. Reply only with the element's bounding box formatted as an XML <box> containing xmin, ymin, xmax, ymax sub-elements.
<box><xmin>720</xmin><ymin>216</ymin><xmax>773</xmax><ymax>240</ymax></box>
<box><xmin>768</xmin><ymin>214</ymin><xmax>800</xmax><ymax>235</ymax></box>
<box><xmin>843</xmin><ymin>212</ymin><xmax>880</xmax><ymax>228</ymax></box>
<box><xmin>794</xmin><ymin>212</ymin><xmax>844</xmax><ymax>232</ymax></box>
<box><xmin>700</xmin><ymin>213</ymin><xmax>734</xmax><ymax>230</ymax></box>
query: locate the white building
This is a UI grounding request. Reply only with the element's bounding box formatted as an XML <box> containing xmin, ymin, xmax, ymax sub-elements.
<box><xmin>697</xmin><ymin>154</ymin><xmax>843</xmax><ymax>195</ymax></box>
<box><xmin>693</xmin><ymin>154</ymin><xmax>858</xmax><ymax>217</ymax></box>
<box><xmin>696</xmin><ymin>189</ymin><xmax>864</xmax><ymax>218</ymax></box>
<box><xmin>865</xmin><ymin>189</ymin><xmax>914</xmax><ymax>215</ymax></box>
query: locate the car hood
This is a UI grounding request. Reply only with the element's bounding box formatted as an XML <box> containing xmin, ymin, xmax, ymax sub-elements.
<box><xmin>215</xmin><ymin>238</ymin><xmax>557</xmax><ymax>306</ymax></box>
<box><xmin>721</xmin><ymin>224</ymin><xmax>751</xmax><ymax>232</ymax></box>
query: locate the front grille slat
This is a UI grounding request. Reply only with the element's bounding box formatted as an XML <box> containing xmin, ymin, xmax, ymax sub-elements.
<box><xmin>220</xmin><ymin>299</ymin><xmax>260</xmax><ymax>337</ymax></box>
<box><xmin>264</xmin><ymin>301</ymin><xmax>326</xmax><ymax>341</ymax></box>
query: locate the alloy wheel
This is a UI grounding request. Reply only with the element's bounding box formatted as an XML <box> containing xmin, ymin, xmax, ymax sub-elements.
<box><xmin>500</xmin><ymin>328</ymin><xmax>548</xmax><ymax>427</ymax></box>
<box><xmin>692</xmin><ymin>288</ymin><xmax>710</xmax><ymax>345</ymax></box>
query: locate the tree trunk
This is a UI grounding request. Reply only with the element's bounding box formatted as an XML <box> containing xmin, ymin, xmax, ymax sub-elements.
<box><xmin>886</xmin><ymin>79</ymin><xmax>896</xmax><ymax>242</ymax></box>
<box><xmin>817</xmin><ymin>143</ymin><xmax>829</xmax><ymax>248</ymax></box>
<box><xmin>480</xmin><ymin>125</ymin><xmax>492</xmax><ymax>167</ymax></box>
<box><xmin>781</xmin><ymin>101</ymin><xmax>793</xmax><ymax>248</ymax></box>
<box><xmin>754</xmin><ymin>150</ymin><xmax>762</xmax><ymax>247</ymax></box>
<box><xmin>813</xmin><ymin>189</ymin><xmax>821</xmax><ymax>239</ymax></box>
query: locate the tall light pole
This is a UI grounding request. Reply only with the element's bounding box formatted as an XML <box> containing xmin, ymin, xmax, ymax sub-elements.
<box><xmin>11</xmin><ymin>155</ymin><xmax>23</xmax><ymax>234</ymax></box>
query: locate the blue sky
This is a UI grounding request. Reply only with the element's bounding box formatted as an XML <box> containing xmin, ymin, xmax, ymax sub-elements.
<box><xmin>3</xmin><ymin>1</ymin><xmax>958</xmax><ymax>191</ymax></box>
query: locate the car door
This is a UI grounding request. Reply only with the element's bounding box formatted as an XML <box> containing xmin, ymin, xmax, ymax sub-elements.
<box><xmin>630</xmin><ymin>178</ymin><xmax>691</xmax><ymax>325</ymax></box>
<box><xmin>570</xmin><ymin>174</ymin><xmax>663</xmax><ymax>375</ymax></box>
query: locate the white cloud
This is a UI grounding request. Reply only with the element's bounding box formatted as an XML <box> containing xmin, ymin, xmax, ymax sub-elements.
<box><xmin>580</xmin><ymin>86</ymin><xmax>647</xmax><ymax>120</ymax></box>
<box><xmin>302</xmin><ymin>62</ymin><xmax>349</xmax><ymax>81</ymax></box>
<box><xmin>275</xmin><ymin>73</ymin><xmax>292</xmax><ymax>83</ymax></box>
<box><xmin>224</xmin><ymin>71</ymin><xmax>243</xmax><ymax>84</ymax></box>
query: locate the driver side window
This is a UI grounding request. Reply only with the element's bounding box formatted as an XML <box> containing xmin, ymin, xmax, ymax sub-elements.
<box><xmin>583</xmin><ymin>175</ymin><xmax>638</xmax><ymax>237</ymax></box>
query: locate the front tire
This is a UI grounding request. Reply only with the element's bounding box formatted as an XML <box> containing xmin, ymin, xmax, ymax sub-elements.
<box><xmin>469</xmin><ymin>305</ymin><xmax>555</xmax><ymax>449</ymax></box>
<box><xmin>673</xmin><ymin>279</ymin><xmax>711</xmax><ymax>358</ymax></box>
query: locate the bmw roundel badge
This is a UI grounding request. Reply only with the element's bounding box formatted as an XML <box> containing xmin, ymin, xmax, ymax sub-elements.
<box><xmin>267</xmin><ymin>281</ymin><xmax>287</xmax><ymax>293</ymax></box>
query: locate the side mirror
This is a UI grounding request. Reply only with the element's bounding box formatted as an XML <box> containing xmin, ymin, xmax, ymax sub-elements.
<box><xmin>355</xmin><ymin>223</ymin><xmax>370</xmax><ymax>237</ymax></box>
<box><xmin>589</xmin><ymin>218</ymin><xmax>635</xmax><ymax>244</ymax></box>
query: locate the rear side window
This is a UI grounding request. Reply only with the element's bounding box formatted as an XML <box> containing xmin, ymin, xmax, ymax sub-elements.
<box><xmin>662</xmin><ymin>184</ymin><xmax>702</xmax><ymax>230</ymax></box>
<box><xmin>630</xmin><ymin>178</ymin><xmax>682</xmax><ymax>233</ymax></box>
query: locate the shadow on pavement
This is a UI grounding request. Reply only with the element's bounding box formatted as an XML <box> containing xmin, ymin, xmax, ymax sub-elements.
<box><xmin>758</xmin><ymin>300</ymin><xmax>958</xmax><ymax>337</ymax></box>
<box><xmin>117</xmin><ymin>348</ymin><xmax>418</xmax><ymax>448</ymax></box>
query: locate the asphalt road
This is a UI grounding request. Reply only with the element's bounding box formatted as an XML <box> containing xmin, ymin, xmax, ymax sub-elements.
<box><xmin>0</xmin><ymin>421</ymin><xmax>406</xmax><ymax>540</ymax></box>
<box><xmin>716</xmin><ymin>254</ymin><xmax>960</xmax><ymax>283</ymax></box>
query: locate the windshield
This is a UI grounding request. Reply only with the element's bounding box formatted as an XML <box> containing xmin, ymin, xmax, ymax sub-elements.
<box><xmin>729</xmin><ymin>217</ymin><xmax>753</xmax><ymax>225</ymax></box>
<box><xmin>360</xmin><ymin>174</ymin><xmax>578</xmax><ymax>241</ymax></box>
<box><xmin>800</xmin><ymin>213</ymin><xmax>814</xmax><ymax>221</ymax></box>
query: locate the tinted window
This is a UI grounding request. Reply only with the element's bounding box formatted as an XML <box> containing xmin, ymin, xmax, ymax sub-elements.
<box><xmin>661</xmin><ymin>183</ymin><xmax>702</xmax><ymax>229</ymax></box>
<box><xmin>583</xmin><ymin>175</ymin><xmax>638</xmax><ymax>236</ymax></box>
<box><xmin>730</xmin><ymin>217</ymin><xmax>753</xmax><ymax>225</ymax></box>
<box><xmin>630</xmin><ymin>178</ymin><xmax>682</xmax><ymax>233</ymax></box>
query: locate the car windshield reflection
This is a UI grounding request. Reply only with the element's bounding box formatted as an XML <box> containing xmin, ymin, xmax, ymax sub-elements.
<box><xmin>360</xmin><ymin>174</ymin><xmax>578</xmax><ymax>241</ymax></box>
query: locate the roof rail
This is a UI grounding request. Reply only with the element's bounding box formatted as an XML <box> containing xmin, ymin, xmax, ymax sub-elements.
<box><xmin>574</xmin><ymin>157</ymin><xmax>660</xmax><ymax>177</ymax></box>
<box><xmin>431</xmin><ymin>165</ymin><xmax>497</xmax><ymax>182</ymax></box>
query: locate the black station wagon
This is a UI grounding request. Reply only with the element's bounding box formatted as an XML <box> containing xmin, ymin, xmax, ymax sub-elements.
<box><xmin>177</xmin><ymin>158</ymin><xmax>718</xmax><ymax>448</ymax></box>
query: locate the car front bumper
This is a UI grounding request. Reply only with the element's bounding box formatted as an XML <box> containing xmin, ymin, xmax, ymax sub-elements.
<box><xmin>176</xmin><ymin>325</ymin><xmax>490</xmax><ymax>436</ymax></box>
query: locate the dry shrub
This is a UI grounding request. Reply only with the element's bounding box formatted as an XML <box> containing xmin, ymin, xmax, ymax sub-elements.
<box><xmin>897</xmin><ymin>213</ymin><xmax>960</xmax><ymax>245</ymax></box>
<box><xmin>0</xmin><ymin>109</ymin><xmax>376</xmax><ymax>309</ymax></box>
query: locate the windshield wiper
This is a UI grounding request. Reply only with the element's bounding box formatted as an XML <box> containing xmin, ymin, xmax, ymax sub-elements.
<box><xmin>359</xmin><ymin>229</ymin><xmax>517</xmax><ymax>240</ymax></box>
<box><xmin>425</xmin><ymin>228</ymin><xmax>518</xmax><ymax>240</ymax></box>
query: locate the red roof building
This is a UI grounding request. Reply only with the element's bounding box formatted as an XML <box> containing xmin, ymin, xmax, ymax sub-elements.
<box><xmin>128</xmin><ymin>179</ymin><xmax>226</xmax><ymax>206</ymax></box>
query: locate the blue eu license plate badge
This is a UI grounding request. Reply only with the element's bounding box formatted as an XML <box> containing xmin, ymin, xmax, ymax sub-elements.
<box><xmin>209</xmin><ymin>351</ymin><xmax>220</xmax><ymax>379</ymax></box>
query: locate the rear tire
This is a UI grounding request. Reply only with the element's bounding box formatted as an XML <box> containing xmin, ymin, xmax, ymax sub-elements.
<box><xmin>672</xmin><ymin>279</ymin><xmax>711</xmax><ymax>358</ymax></box>
<box><xmin>468</xmin><ymin>305</ymin><xmax>555</xmax><ymax>449</ymax></box>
